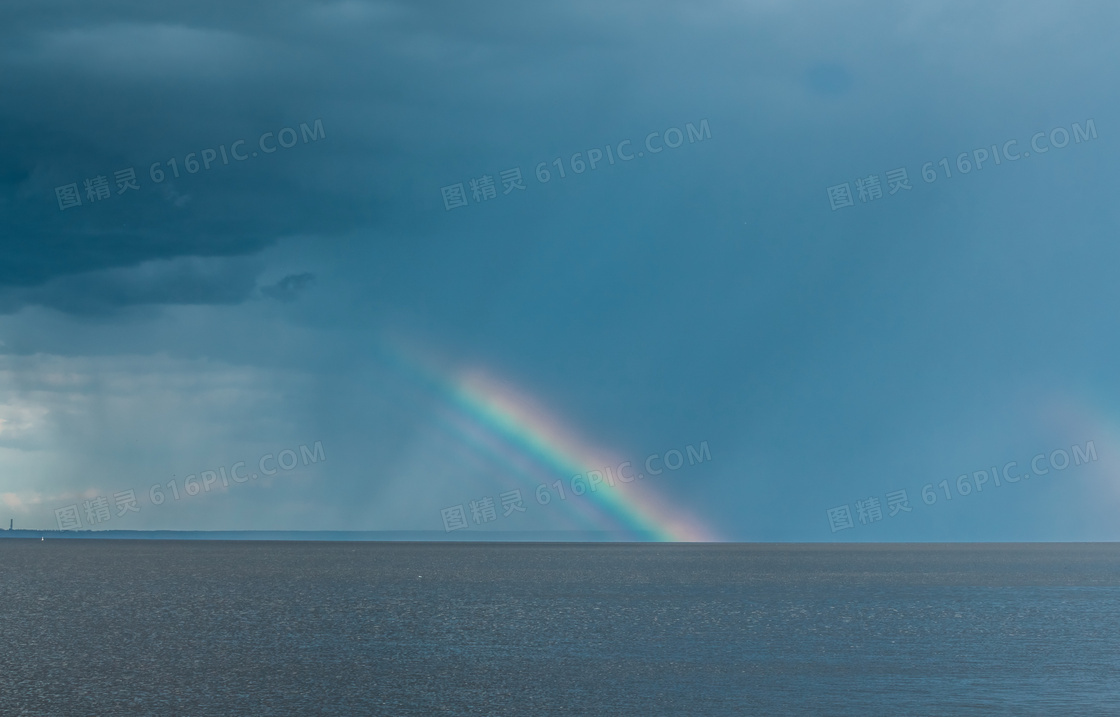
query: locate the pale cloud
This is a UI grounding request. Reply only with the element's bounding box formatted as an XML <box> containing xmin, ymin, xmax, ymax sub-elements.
<box><xmin>20</xmin><ymin>23</ymin><xmax>271</xmax><ymax>80</ymax></box>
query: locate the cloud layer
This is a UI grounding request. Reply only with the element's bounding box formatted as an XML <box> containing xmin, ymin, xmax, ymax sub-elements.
<box><xmin>1</xmin><ymin>1</ymin><xmax>1119</xmax><ymax>539</ymax></box>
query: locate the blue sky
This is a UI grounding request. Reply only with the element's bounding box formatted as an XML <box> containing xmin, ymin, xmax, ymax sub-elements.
<box><xmin>1</xmin><ymin>0</ymin><xmax>1118</xmax><ymax>540</ymax></box>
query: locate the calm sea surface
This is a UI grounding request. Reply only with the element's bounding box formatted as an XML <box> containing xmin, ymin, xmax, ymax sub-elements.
<box><xmin>1</xmin><ymin>541</ymin><xmax>1118</xmax><ymax>715</ymax></box>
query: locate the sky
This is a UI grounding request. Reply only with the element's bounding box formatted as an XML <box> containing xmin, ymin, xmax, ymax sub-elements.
<box><xmin>1</xmin><ymin>0</ymin><xmax>1119</xmax><ymax>541</ymax></box>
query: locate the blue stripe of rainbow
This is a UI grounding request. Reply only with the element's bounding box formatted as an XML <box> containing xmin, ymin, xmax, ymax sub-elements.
<box><xmin>382</xmin><ymin>340</ymin><xmax>719</xmax><ymax>542</ymax></box>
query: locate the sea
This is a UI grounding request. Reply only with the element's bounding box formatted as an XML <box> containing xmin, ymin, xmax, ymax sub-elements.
<box><xmin>1</xmin><ymin>541</ymin><xmax>1118</xmax><ymax>715</ymax></box>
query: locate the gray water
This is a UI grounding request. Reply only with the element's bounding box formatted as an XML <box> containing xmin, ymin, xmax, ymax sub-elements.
<box><xmin>1</xmin><ymin>541</ymin><xmax>1118</xmax><ymax>715</ymax></box>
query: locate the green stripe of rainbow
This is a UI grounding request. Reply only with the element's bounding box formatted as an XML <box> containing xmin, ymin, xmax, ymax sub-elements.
<box><xmin>383</xmin><ymin>339</ymin><xmax>720</xmax><ymax>542</ymax></box>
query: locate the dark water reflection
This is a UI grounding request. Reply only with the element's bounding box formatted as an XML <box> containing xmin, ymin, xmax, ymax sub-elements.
<box><xmin>1</xmin><ymin>541</ymin><xmax>1118</xmax><ymax>715</ymax></box>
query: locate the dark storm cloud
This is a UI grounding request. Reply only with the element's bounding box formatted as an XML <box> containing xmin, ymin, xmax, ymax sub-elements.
<box><xmin>0</xmin><ymin>1</ymin><xmax>389</xmax><ymax>301</ymax></box>
<box><xmin>0</xmin><ymin>0</ymin><xmax>750</xmax><ymax>304</ymax></box>
<box><xmin>0</xmin><ymin>256</ymin><xmax>261</xmax><ymax>315</ymax></box>
<box><xmin>261</xmin><ymin>272</ymin><xmax>314</xmax><ymax>302</ymax></box>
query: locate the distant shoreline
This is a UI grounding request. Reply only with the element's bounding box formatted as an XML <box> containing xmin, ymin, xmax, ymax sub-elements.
<box><xmin>0</xmin><ymin>529</ymin><xmax>681</xmax><ymax>542</ymax></box>
<box><xmin>1</xmin><ymin>530</ymin><xmax>1116</xmax><ymax>544</ymax></box>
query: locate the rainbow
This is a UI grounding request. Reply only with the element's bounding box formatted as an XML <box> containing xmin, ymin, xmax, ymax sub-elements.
<box><xmin>380</xmin><ymin>339</ymin><xmax>720</xmax><ymax>542</ymax></box>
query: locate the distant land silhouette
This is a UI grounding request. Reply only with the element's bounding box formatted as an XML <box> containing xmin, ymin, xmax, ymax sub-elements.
<box><xmin>0</xmin><ymin>529</ymin><xmax>673</xmax><ymax>542</ymax></box>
